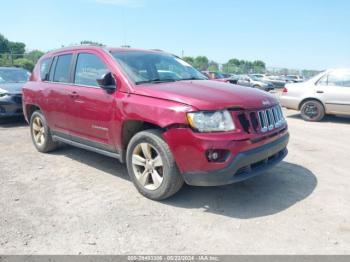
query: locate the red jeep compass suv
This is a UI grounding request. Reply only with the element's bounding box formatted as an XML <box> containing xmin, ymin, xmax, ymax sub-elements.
<box><xmin>22</xmin><ymin>46</ymin><xmax>289</xmax><ymax>200</ymax></box>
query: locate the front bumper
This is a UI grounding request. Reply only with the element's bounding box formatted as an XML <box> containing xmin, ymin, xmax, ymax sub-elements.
<box><xmin>0</xmin><ymin>94</ymin><xmax>23</xmax><ymax>117</ymax></box>
<box><xmin>183</xmin><ymin>134</ymin><xmax>288</xmax><ymax>186</ymax></box>
<box><xmin>164</xmin><ymin>127</ymin><xmax>289</xmax><ymax>186</ymax></box>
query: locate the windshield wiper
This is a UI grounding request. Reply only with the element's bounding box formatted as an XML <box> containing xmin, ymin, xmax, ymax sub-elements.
<box><xmin>179</xmin><ymin>77</ymin><xmax>207</xmax><ymax>81</ymax></box>
<box><xmin>135</xmin><ymin>78</ymin><xmax>176</xmax><ymax>85</ymax></box>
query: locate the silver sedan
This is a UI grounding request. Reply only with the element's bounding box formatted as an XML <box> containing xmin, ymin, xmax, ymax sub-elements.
<box><xmin>280</xmin><ymin>69</ymin><xmax>350</xmax><ymax>121</ymax></box>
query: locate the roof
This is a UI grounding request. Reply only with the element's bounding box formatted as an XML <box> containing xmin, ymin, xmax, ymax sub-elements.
<box><xmin>44</xmin><ymin>45</ymin><xmax>164</xmax><ymax>57</ymax></box>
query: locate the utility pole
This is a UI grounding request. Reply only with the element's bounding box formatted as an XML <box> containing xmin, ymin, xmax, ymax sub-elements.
<box><xmin>9</xmin><ymin>48</ymin><xmax>13</xmax><ymax>65</ymax></box>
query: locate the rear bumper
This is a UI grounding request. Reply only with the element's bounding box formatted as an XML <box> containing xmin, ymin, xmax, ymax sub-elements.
<box><xmin>0</xmin><ymin>95</ymin><xmax>23</xmax><ymax>117</ymax></box>
<box><xmin>182</xmin><ymin>133</ymin><xmax>289</xmax><ymax>186</ymax></box>
<box><xmin>279</xmin><ymin>95</ymin><xmax>300</xmax><ymax>110</ymax></box>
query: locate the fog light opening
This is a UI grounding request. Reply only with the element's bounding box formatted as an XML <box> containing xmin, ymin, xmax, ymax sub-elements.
<box><xmin>206</xmin><ymin>149</ymin><xmax>230</xmax><ymax>163</ymax></box>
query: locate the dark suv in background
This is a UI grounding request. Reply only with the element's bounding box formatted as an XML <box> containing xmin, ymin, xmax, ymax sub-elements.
<box><xmin>22</xmin><ymin>46</ymin><xmax>289</xmax><ymax>200</ymax></box>
<box><xmin>0</xmin><ymin>67</ymin><xmax>30</xmax><ymax>117</ymax></box>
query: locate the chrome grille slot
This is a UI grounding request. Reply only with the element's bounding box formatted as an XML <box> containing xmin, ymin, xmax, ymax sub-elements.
<box><xmin>257</xmin><ymin>105</ymin><xmax>285</xmax><ymax>133</ymax></box>
<box><xmin>258</xmin><ymin>111</ymin><xmax>268</xmax><ymax>132</ymax></box>
<box><xmin>267</xmin><ymin>109</ymin><xmax>275</xmax><ymax>130</ymax></box>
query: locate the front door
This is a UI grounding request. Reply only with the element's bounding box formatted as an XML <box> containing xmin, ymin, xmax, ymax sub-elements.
<box><xmin>316</xmin><ymin>70</ymin><xmax>350</xmax><ymax>114</ymax></box>
<box><xmin>66</xmin><ymin>52</ymin><xmax>116</xmax><ymax>151</ymax></box>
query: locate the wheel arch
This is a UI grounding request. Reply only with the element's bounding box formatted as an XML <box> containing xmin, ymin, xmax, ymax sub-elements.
<box><xmin>120</xmin><ymin>120</ymin><xmax>164</xmax><ymax>163</ymax></box>
<box><xmin>25</xmin><ymin>104</ymin><xmax>42</xmax><ymax>123</ymax></box>
<box><xmin>298</xmin><ymin>97</ymin><xmax>325</xmax><ymax>110</ymax></box>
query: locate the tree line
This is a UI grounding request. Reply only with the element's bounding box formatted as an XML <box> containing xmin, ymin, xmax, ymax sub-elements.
<box><xmin>0</xmin><ymin>33</ymin><xmax>44</xmax><ymax>71</ymax></box>
<box><xmin>1</xmin><ymin>33</ymin><xmax>319</xmax><ymax>77</ymax></box>
<box><xmin>183</xmin><ymin>56</ymin><xmax>266</xmax><ymax>74</ymax></box>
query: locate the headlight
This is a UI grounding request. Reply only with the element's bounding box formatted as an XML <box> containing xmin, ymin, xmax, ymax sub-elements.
<box><xmin>187</xmin><ymin>110</ymin><xmax>235</xmax><ymax>132</ymax></box>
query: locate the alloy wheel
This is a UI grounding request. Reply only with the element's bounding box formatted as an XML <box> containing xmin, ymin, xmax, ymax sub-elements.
<box><xmin>303</xmin><ymin>103</ymin><xmax>319</xmax><ymax>119</ymax></box>
<box><xmin>132</xmin><ymin>142</ymin><xmax>164</xmax><ymax>190</ymax></box>
<box><xmin>32</xmin><ymin>116</ymin><xmax>45</xmax><ymax>146</ymax></box>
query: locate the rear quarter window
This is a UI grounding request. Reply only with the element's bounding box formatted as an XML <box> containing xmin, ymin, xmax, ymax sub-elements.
<box><xmin>39</xmin><ymin>58</ymin><xmax>52</xmax><ymax>81</ymax></box>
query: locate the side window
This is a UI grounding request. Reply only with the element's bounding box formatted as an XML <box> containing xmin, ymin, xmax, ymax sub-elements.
<box><xmin>40</xmin><ymin>58</ymin><xmax>52</xmax><ymax>81</ymax></box>
<box><xmin>53</xmin><ymin>54</ymin><xmax>73</xmax><ymax>83</ymax></box>
<box><xmin>74</xmin><ymin>53</ymin><xmax>109</xmax><ymax>87</ymax></box>
<box><xmin>327</xmin><ymin>73</ymin><xmax>343</xmax><ymax>86</ymax></box>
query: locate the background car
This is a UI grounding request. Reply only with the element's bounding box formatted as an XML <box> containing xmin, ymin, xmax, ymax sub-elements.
<box><xmin>253</xmin><ymin>74</ymin><xmax>287</xmax><ymax>89</ymax></box>
<box><xmin>280</xmin><ymin>68</ymin><xmax>350</xmax><ymax>121</ymax></box>
<box><xmin>201</xmin><ymin>71</ymin><xmax>234</xmax><ymax>84</ymax></box>
<box><xmin>265</xmin><ymin>75</ymin><xmax>289</xmax><ymax>88</ymax></box>
<box><xmin>286</xmin><ymin>75</ymin><xmax>304</xmax><ymax>83</ymax></box>
<box><xmin>233</xmin><ymin>74</ymin><xmax>274</xmax><ymax>91</ymax></box>
<box><xmin>0</xmin><ymin>67</ymin><xmax>30</xmax><ymax>118</ymax></box>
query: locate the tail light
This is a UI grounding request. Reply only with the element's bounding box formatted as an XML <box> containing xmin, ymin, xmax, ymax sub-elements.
<box><xmin>282</xmin><ymin>87</ymin><xmax>288</xmax><ymax>93</ymax></box>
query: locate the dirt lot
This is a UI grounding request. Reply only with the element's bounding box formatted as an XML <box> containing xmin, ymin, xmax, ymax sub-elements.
<box><xmin>0</xmin><ymin>109</ymin><xmax>350</xmax><ymax>254</ymax></box>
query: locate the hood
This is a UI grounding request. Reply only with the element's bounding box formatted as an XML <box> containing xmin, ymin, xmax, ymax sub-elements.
<box><xmin>133</xmin><ymin>80</ymin><xmax>278</xmax><ymax>110</ymax></box>
<box><xmin>0</xmin><ymin>82</ymin><xmax>24</xmax><ymax>95</ymax></box>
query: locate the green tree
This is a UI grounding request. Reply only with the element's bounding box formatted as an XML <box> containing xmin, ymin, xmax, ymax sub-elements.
<box><xmin>182</xmin><ymin>56</ymin><xmax>194</xmax><ymax>65</ymax></box>
<box><xmin>8</xmin><ymin>41</ymin><xmax>26</xmax><ymax>56</ymax></box>
<box><xmin>223</xmin><ymin>58</ymin><xmax>267</xmax><ymax>74</ymax></box>
<box><xmin>252</xmin><ymin>60</ymin><xmax>266</xmax><ymax>73</ymax></box>
<box><xmin>223</xmin><ymin>58</ymin><xmax>243</xmax><ymax>74</ymax></box>
<box><xmin>0</xmin><ymin>33</ymin><xmax>9</xmax><ymax>53</ymax></box>
<box><xmin>27</xmin><ymin>50</ymin><xmax>44</xmax><ymax>63</ymax></box>
<box><xmin>207</xmin><ymin>61</ymin><xmax>219</xmax><ymax>71</ymax></box>
<box><xmin>193</xmin><ymin>56</ymin><xmax>209</xmax><ymax>71</ymax></box>
<box><xmin>13</xmin><ymin>58</ymin><xmax>35</xmax><ymax>71</ymax></box>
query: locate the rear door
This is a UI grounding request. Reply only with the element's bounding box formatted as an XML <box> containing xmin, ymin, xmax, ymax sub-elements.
<box><xmin>316</xmin><ymin>70</ymin><xmax>350</xmax><ymax>114</ymax></box>
<box><xmin>45</xmin><ymin>53</ymin><xmax>74</xmax><ymax>135</ymax></box>
<box><xmin>66</xmin><ymin>51</ymin><xmax>116</xmax><ymax>150</ymax></box>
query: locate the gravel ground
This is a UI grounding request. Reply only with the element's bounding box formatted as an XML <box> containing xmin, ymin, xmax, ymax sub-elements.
<box><xmin>0</xmin><ymin>109</ymin><xmax>349</xmax><ymax>254</ymax></box>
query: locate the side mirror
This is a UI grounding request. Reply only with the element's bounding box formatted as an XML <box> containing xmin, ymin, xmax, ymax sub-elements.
<box><xmin>97</xmin><ymin>72</ymin><xmax>116</xmax><ymax>91</ymax></box>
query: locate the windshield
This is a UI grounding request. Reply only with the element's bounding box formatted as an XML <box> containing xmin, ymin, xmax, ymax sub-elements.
<box><xmin>0</xmin><ymin>69</ymin><xmax>30</xmax><ymax>83</ymax></box>
<box><xmin>112</xmin><ymin>51</ymin><xmax>207</xmax><ymax>85</ymax></box>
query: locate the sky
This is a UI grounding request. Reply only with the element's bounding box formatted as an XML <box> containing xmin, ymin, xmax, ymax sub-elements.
<box><xmin>1</xmin><ymin>0</ymin><xmax>350</xmax><ymax>70</ymax></box>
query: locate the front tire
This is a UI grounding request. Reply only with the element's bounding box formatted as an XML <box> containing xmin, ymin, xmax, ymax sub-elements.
<box><xmin>126</xmin><ymin>129</ymin><xmax>184</xmax><ymax>200</ymax></box>
<box><xmin>30</xmin><ymin>111</ymin><xmax>58</xmax><ymax>153</ymax></box>
<box><xmin>300</xmin><ymin>100</ymin><xmax>325</xmax><ymax>122</ymax></box>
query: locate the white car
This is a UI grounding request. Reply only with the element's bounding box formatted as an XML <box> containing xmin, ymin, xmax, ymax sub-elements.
<box><xmin>280</xmin><ymin>68</ymin><xmax>350</xmax><ymax>121</ymax></box>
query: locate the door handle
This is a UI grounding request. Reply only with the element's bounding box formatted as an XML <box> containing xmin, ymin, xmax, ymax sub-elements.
<box><xmin>316</xmin><ymin>90</ymin><xmax>324</xmax><ymax>94</ymax></box>
<box><xmin>69</xmin><ymin>91</ymin><xmax>79</xmax><ymax>98</ymax></box>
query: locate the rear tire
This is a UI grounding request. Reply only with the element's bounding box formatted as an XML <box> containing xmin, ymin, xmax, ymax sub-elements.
<box><xmin>300</xmin><ymin>100</ymin><xmax>325</xmax><ymax>122</ymax></box>
<box><xmin>126</xmin><ymin>129</ymin><xmax>184</xmax><ymax>200</ymax></box>
<box><xmin>30</xmin><ymin>111</ymin><xmax>58</xmax><ymax>153</ymax></box>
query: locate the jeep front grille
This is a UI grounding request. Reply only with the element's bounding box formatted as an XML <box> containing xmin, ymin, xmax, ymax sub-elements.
<box><xmin>235</xmin><ymin>105</ymin><xmax>286</xmax><ymax>134</ymax></box>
